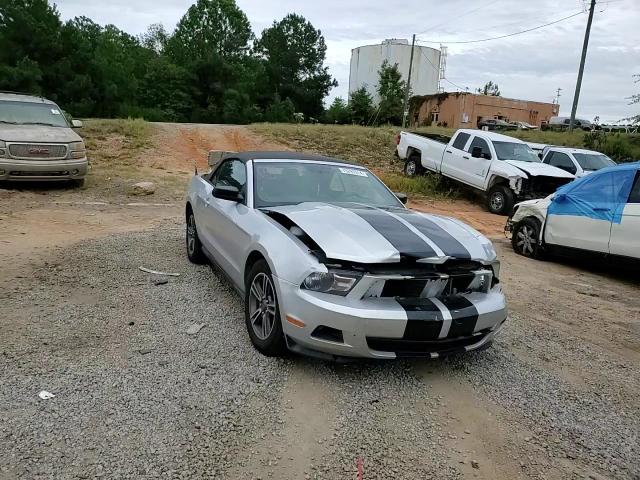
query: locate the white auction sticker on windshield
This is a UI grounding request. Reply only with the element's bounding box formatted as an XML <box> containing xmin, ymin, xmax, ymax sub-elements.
<box><xmin>339</xmin><ymin>167</ymin><xmax>368</xmax><ymax>177</ymax></box>
<box><xmin>50</xmin><ymin>109</ymin><xmax>61</xmax><ymax>115</ymax></box>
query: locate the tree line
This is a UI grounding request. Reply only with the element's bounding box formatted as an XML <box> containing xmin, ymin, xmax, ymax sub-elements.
<box><xmin>0</xmin><ymin>0</ymin><xmax>409</xmax><ymax>125</ymax></box>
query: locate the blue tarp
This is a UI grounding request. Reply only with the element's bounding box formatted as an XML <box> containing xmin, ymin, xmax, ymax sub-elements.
<box><xmin>548</xmin><ymin>162</ymin><xmax>640</xmax><ymax>224</ymax></box>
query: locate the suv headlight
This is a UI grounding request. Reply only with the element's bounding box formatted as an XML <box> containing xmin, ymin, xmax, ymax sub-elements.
<box><xmin>69</xmin><ymin>141</ymin><xmax>86</xmax><ymax>159</ymax></box>
<box><xmin>301</xmin><ymin>270</ymin><xmax>362</xmax><ymax>296</ymax></box>
<box><xmin>0</xmin><ymin>140</ymin><xmax>5</xmax><ymax>157</ymax></box>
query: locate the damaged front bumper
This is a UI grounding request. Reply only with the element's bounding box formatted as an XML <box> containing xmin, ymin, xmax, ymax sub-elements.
<box><xmin>273</xmin><ymin>274</ymin><xmax>508</xmax><ymax>360</ymax></box>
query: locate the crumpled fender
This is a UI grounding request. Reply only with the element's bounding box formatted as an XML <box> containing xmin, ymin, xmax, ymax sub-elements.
<box><xmin>489</xmin><ymin>162</ymin><xmax>527</xmax><ymax>195</ymax></box>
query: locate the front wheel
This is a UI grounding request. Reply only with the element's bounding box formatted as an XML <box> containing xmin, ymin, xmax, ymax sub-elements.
<box><xmin>511</xmin><ymin>217</ymin><xmax>542</xmax><ymax>258</ymax></box>
<box><xmin>245</xmin><ymin>260</ymin><xmax>286</xmax><ymax>357</ymax></box>
<box><xmin>486</xmin><ymin>185</ymin><xmax>515</xmax><ymax>215</ymax></box>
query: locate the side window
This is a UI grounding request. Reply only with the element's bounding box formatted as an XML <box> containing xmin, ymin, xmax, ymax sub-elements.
<box><xmin>214</xmin><ymin>160</ymin><xmax>247</xmax><ymax>198</ymax></box>
<box><xmin>451</xmin><ymin>132</ymin><xmax>470</xmax><ymax>150</ymax></box>
<box><xmin>466</xmin><ymin>137</ymin><xmax>491</xmax><ymax>159</ymax></box>
<box><xmin>626</xmin><ymin>172</ymin><xmax>640</xmax><ymax>203</ymax></box>
<box><xmin>548</xmin><ymin>152</ymin><xmax>576</xmax><ymax>174</ymax></box>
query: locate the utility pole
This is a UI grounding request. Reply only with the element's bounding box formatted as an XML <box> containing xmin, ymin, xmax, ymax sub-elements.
<box><xmin>569</xmin><ymin>0</ymin><xmax>596</xmax><ymax>131</ymax></box>
<box><xmin>555</xmin><ymin>87</ymin><xmax>562</xmax><ymax>104</ymax></box>
<box><xmin>402</xmin><ymin>34</ymin><xmax>416</xmax><ymax>128</ymax></box>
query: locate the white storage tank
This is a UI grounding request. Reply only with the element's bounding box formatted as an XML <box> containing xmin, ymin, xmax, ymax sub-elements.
<box><xmin>349</xmin><ymin>39</ymin><xmax>441</xmax><ymax>104</ymax></box>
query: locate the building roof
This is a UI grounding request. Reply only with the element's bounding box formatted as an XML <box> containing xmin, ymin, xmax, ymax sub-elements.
<box><xmin>0</xmin><ymin>92</ymin><xmax>56</xmax><ymax>104</ymax></box>
<box><xmin>224</xmin><ymin>151</ymin><xmax>357</xmax><ymax>166</ymax></box>
<box><xmin>457</xmin><ymin>128</ymin><xmax>528</xmax><ymax>143</ymax></box>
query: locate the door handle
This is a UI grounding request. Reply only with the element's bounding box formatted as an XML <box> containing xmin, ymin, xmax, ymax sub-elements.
<box><xmin>446</xmin><ymin>150</ymin><xmax>452</xmax><ymax>153</ymax></box>
<box><xmin>463</xmin><ymin>155</ymin><xmax>469</xmax><ymax>159</ymax></box>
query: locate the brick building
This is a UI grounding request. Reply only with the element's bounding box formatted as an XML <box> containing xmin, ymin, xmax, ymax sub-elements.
<box><xmin>410</xmin><ymin>92</ymin><xmax>559</xmax><ymax>129</ymax></box>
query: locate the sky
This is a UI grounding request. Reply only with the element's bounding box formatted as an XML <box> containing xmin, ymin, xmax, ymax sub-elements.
<box><xmin>55</xmin><ymin>0</ymin><xmax>640</xmax><ymax>123</ymax></box>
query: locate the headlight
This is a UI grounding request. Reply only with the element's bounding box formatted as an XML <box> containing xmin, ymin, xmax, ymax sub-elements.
<box><xmin>0</xmin><ymin>140</ymin><xmax>5</xmax><ymax>157</ymax></box>
<box><xmin>301</xmin><ymin>270</ymin><xmax>362</xmax><ymax>296</ymax></box>
<box><xmin>68</xmin><ymin>141</ymin><xmax>86</xmax><ymax>159</ymax></box>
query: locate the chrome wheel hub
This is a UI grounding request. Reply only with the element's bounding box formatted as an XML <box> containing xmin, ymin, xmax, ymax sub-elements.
<box><xmin>490</xmin><ymin>192</ymin><xmax>504</xmax><ymax>212</ymax></box>
<box><xmin>248</xmin><ymin>272</ymin><xmax>276</xmax><ymax>340</ymax></box>
<box><xmin>516</xmin><ymin>225</ymin><xmax>536</xmax><ymax>255</ymax></box>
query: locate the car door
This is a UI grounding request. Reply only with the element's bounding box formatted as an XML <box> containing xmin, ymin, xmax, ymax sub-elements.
<box><xmin>200</xmin><ymin>159</ymin><xmax>252</xmax><ymax>287</ymax></box>
<box><xmin>545</xmin><ymin>170</ymin><xmax>629</xmax><ymax>253</ymax></box>
<box><xmin>609</xmin><ymin>170</ymin><xmax>640</xmax><ymax>259</ymax></box>
<box><xmin>441</xmin><ymin>131</ymin><xmax>471</xmax><ymax>183</ymax></box>
<box><xmin>462</xmin><ymin>135</ymin><xmax>492</xmax><ymax>188</ymax></box>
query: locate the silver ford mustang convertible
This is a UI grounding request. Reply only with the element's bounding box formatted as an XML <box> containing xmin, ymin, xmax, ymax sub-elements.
<box><xmin>185</xmin><ymin>152</ymin><xmax>507</xmax><ymax>359</ymax></box>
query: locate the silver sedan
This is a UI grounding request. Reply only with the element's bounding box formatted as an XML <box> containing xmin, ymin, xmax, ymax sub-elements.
<box><xmin>185</xmin><ymin>152</ymin><xmax>507</xmax><ymax>360</ymax></box>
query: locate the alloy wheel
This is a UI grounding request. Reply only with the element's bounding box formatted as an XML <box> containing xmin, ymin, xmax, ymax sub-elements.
<box><xmin>516</xmin><ymin>225</ymin><xmax>536</xmax><ymax>255</ymax></box>
<box><xmin>405</xmin><ymin>160</ymin><xmax>416</xmax><ymax>176</ymax></box>
<box><xmin>187</xmin><ymin>214</ymin><xmax>197</xmax><ymax>256</ymax></box>
<box><xmin>248</xmin><ymin>272</ymin><xmax>277</xmax><ymax>340</ymax></box>
<box><xmin>490</xmin><ymin>192</ymin><xmax>504</xmax><ymax>212</ymax></box>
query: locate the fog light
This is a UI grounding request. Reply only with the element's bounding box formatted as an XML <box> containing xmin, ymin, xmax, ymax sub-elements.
<box><xmin>71</xmin><ymin>169</ymin><xmax>79</xmax><ymax>175</ymax></box>
<box><xmin>0</xmin><ymin>169</ymin><xmax>5</xmax><ymax>175</ymax></box>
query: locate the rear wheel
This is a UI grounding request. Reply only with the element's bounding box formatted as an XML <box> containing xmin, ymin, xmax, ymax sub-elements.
<box><xmin>186</xmin><ymin>209</ymin><xmax>207</xmax><ymax>264</ymax></box>
<box><xmin>404</xmin><ymin>153</ymin><xmax>423</xmax><ymax>177</ymax></box>
<box><xmin>245</xmin><ymin>260</ymin><xmax>286</xmax><ymax>357</ymax></box>
<box><xmin>511</xmin><ymin>217</ymin><xmax>542</xmax><ymax>258</ymax></box>
<box><xmin>487</xmin><ymin>185</ymin><xmax>515</xmax><ymax>215</ymax></box>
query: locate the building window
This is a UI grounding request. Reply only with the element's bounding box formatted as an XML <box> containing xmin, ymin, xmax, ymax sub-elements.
<box><xmin>431</xmin><ymin>112</ymin><xmax>439</xmax><ymax>122</ymax></box>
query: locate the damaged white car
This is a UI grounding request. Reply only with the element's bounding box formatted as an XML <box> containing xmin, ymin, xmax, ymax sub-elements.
<box><xmin>506</xmin><ymin>162</ymin><xmax>640</xmax><ymax>262</ymax></box>
<box><xmin>185</xmin><ymin>152</ymin><xmax>507</xmax><ymax>360</ymax></box>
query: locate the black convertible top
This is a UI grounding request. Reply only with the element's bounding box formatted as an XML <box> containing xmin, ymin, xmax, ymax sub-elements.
<box><xmin>223</xmin><ymin>151</ymin><xmax>357</xmax><ymax>166</ymax></box>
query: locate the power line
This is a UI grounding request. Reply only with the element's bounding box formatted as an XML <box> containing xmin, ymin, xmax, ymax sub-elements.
<box><xmin>418</xmin><ymin>48</ymin><xmax>468</xmax><ymax>92</ymax></box>
<box><xmin>414</xmin><ymin>0</ymin><xmax>502</xmax><ymax>36</ymax></box>
<box><xmin>416</xmin><ymin>10</ymin><xmax>585</xmax><ymax>44</ymax></box>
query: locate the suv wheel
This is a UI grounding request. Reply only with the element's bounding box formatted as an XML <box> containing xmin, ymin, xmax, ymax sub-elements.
<box><xmin>186</xmin><ymin>209</ymin><xmax>207</xmax><ymax>264</ymax></box>
<box><xmin>512</xmin><ymin>218</ymin><xmax>542</xmax><ymax>258</ymax></box>
<box><xmin>487</xmin><ymin>185</ymin><xmax>515</xmax><ymax>215</ymax></box>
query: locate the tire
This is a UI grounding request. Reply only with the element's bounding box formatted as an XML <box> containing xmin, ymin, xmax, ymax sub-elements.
<box><xmin>245</xmin><ymin>260</ymin><xmax>286</xmax><ymax>357</ymax></box>
<box><xmin>404</xmin><ymin>153</ymin><xmax>423</xmax><ymax>177</ymax></box>
<box><xmin>486</xmin><ymin>185</ymin><xmax>515</xmax><ymax>215</ymax></box>
<box><xmin>186</xmin><ymin>208</ymin><xmax>207</xmax><ymax>264</ymax></box>
<box><xmin>511</xmin><ymin>217</ymin><xmax>542</xmax><ymax>259</ymax></box>
<box><xmin>70</xmin><ymin>178</ymin><xmax>85</xmax><ymax>188</ymax></box>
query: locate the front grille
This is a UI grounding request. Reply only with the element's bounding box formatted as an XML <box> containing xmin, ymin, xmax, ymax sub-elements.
<box><xmin>9</xmin><ymin>170</ymin><xmax>69</xmax><ymax>177</ymax></box>
<box><xmin>367</xmin><ymin>330</ymin><xmax>490</xmax><ymax>357</ymax></box>
<box><xmin>363</xmin><ymin>270</ymin><xmax>491</xmax><ymax>299</ymax></box>
<box><xmin>8</xmin><ymin>143</ymin><xmax>67</xmax><ymax>160</ymax></box>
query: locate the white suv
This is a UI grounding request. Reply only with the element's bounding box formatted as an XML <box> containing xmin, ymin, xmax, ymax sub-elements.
<box><xmin>0</xmin><ymin>92</ymin><xmax>87</xmax><ymax>186</ymax></box>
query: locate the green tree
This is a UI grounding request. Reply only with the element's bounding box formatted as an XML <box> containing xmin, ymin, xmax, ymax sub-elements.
<box><xmin>476</xmin><ymin>81</ymin><xmax>501</xmax><ymax>96</ymax></box>
<box><xmin>140</xmin><ymin>23</ymin><xmax>168</xmax><ymax>54</ymax></box>
<box><xmin>166</xmin><ymin>0</ymin><xmax>251</xmax><ymax>63</ymax></box>
<box><xmin>256</xmin><ymin>13</ymin><xmax>336</xmax><ymax>118</ymax></box>
<box><xmin>349</xmin><ymin>86</ymin><xmax>374</xmax><ymax>125</ymax></box>
<box><xmin>264</xmin><ymin>95</ymin><xmax>295</xmax><ymax>123</ymax></box>
<box><xmin>376</xmin><ymin>61</ymin><xmax>406</xmax><ymax>125</ymax></box>
<box><xmin>325</xmin><ymin>97</ymin><xmax>350</xmax><ymax>124</ymax></box>
<box><xmin>0</xmin><ymin>0</ymin><xmax>62</xmax><ymax>93</ymax></box>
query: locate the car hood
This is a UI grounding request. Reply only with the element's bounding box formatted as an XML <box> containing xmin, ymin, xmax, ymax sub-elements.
<box><xmin>0</xmin><ymin>124</ymin><xmax>82</xmax><ymax>143</ymax></box>
<box><xmin>504</xmin><ymin>160</ymin><xmax>574</xmax><ymax>178</ymax></box>
<box><xmin>263</xmin><ymin>203</ymin><xmax>494</xmax><ymax>264</ymax></box>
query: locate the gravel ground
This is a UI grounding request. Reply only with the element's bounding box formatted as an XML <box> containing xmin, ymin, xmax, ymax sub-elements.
<box><xmin>1</xmin><ymin>222</ymin><xmax>638</xmax><ymax>480</ymax></box>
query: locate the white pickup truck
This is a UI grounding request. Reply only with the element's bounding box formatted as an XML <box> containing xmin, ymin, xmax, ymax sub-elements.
<box><xmin>396</xmin><ymin>129</ymin><xmax>575</xmax><ymax>215</ymax></box>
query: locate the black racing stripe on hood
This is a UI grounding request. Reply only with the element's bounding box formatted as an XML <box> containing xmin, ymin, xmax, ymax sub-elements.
<box><xmin>397</xmin><ymin>298</ymin><xmax>443</xmax><ymax>341</ymax></box>
<box><xmin>440</xmin><ymin>296</ymin><xmax>478</xmax><ymax>338</ymax></box>
<box><xmin>393</xmin><ymin>211</ymin><xmax>471</xmax><ymax>259</ymax></box>
<box><xmin>347</xmin><ymin>206</ymin><xmax>437</xmax><ymax>259</ymax></box>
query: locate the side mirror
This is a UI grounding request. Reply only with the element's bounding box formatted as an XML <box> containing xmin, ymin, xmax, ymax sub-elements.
<box><xmin>213</xmin><ymin>185</ymin><xmax>243</xmax><ymax>202</ymax></box>
<box><xmin>538</xmin><ymin>152</ymin><xmax>543</xmax><ymax>159</ymax></box>
<box><xmin>394</xmin><ymin>192</ymin><xmax>408</xmax><ymax>204</ymax></box>
<box><xmin>71</xmin><ymin>119</ymin><xmax>83</xmax><ymax>128</ymax></box>
<box><xmin>471</xmin><ymin>146</ymin><xmax>483</xmax><ymax>158</ymax></box>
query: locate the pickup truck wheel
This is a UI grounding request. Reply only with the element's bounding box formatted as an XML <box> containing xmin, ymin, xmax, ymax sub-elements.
<box><xmin>404</xmin><ymin>154</ymin><xmax>423</xmax><ymax>177</ymax></box>
<box><xmin>511</xmin><ymin>218</ymin><xmax>541</xmax><ymax>258</ymax></box>
<box><xmin>245</xmin><ymin>260</ymin><xmax>287</xmax><ymax>357</ymax></box>
<box><xmin>487</xmin><ymin>185</ymin><xmax>515</xmax><ymax>215</ymax></box>
<box><xmin>186</xmin><ymin>209</ymin><xmax>207</xmax><ymax>264</ymax></box>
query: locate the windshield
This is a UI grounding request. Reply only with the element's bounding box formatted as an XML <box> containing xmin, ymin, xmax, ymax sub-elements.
<box><xmin>493</xmin><ymin>141</ymin><xmax>540</xmax><ymax>162</ymax></box>
<box><xmin>253</xmin><ymin>161</ymin><xmax>403</xmax><ymax>208</ymax></box>
<box><xmin>0</xmin><ymin>100</ymin><xmax>69</xmax><ymax>127</ymax></box>
<box><xmin>573</xmin><ymin>153</ymin><xmax>615</xmax><ymax>171</ymax></box>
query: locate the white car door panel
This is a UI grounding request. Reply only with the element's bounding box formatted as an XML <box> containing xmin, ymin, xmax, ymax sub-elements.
<box><xmin>609</xmin><ymin>172</ymin><xmax>640</xmax><ymax>258</ymax></box>
<box><xmin>545</xmin><ymin>215</ymin><xmax>612</xmax><ymax>253</ymax></box>
<box><xmin>440</xmin><ymin>132</ymin><xmax>471</xmax><ymax>180</ymax></box>
<box><xmin>463</xmin><ymin>136</ymin><xmax>492</xmax><ymax>188</ymax></box>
